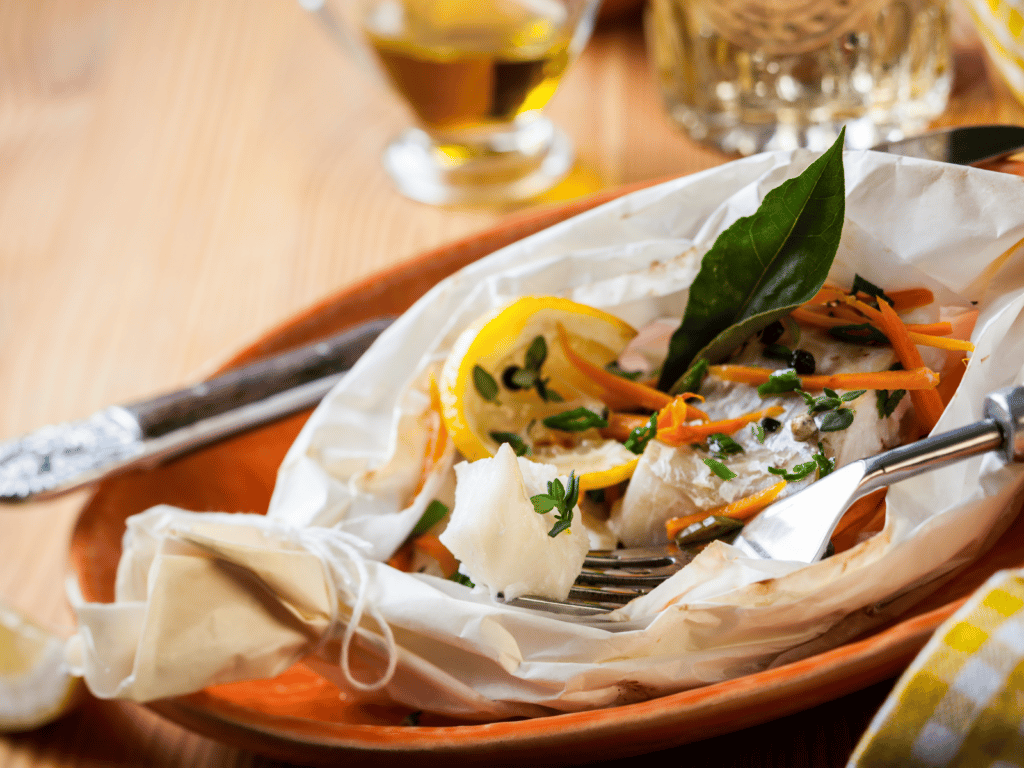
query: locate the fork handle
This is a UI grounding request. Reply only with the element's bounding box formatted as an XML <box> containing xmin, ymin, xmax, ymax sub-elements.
<box><xmin>859</xmin><ymin>386</ymin><xmax>1024</xmax><ymax>495</ymax></box>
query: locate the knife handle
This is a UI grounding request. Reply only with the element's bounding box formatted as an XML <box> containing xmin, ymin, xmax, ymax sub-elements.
<box><xmin>121</xmin><ymin>317</ymin><xmax>394</xmax><ymax>438</ymax></box>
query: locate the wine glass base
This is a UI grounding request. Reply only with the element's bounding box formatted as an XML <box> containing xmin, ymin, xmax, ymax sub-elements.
<box><xmin>382</xmin><ymin>118</ymin><xmax>574</xmax><ymax>206</ymax></box>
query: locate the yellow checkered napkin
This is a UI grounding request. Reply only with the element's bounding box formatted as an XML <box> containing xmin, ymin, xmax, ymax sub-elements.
<box><xmin>848</xmin><ymin>568</ymin><xmax>1024</xmax><ymax>768</ymax></box>
<box><xmin>963</xmin><ymin>0</ymin><xmax>1024</xmax><ymax>104</ymax></box>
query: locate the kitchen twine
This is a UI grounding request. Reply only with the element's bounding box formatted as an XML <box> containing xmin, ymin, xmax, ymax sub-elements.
<box><xmin>289</xmin><ymin>525</ymin><xmax>399</xmax><ymax>693</ymax></box>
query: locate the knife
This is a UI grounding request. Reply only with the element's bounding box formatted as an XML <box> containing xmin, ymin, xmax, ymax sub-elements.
<box><xmin>0</xmin><ymin>317</ymin><xmax>394</xmax><ymax>502</ymax></box>
<box><xmin>7</xmin><ymin>125</ymin><xmax>1024</xmax><ymax>504</ymax></box>
<box><xmin>870</xmin><ymin>123</ymin><xmax>1024</xmax><ymax>166</ymax></box>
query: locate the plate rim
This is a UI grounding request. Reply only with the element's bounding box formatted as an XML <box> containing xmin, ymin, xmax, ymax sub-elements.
<box><xmin>66</xmin><ymin>178</ymin><xmax>1016</xmax><ymax>764</ymax></box>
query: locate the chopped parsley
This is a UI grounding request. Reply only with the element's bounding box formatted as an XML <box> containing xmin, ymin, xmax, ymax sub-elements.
<box><xmin>798</xmin><ymin>387</ymin><xmax>864</xmax><ymax>432</ymax></box>
<box><xmin>490</xmin><ymin>431</ymin><xmax>531</xmax><ymax>456</ymax></box>
<box><xmin>828</xmin><ymin>323</ymin><xmax>888</xmax><ymax>345</ymax></box>
<box><xmin>530</xmin><ymin>472</ymin><xmax>579</xmax><ymax>537</ymax></box>
<box><xmin>768</xmin><ymin>461</ymin><xmax>816</xmax><ymax>481</ymax></box>
<box><xmin>751</xmin><ymin>422</ymin><xmax>766</xmax><ymax>443</ymax></box>
<box><xmin>703</xmin><ymin>457</ymin><xmax>737</xmax><ymax>480</ymax></box>
<box><xmin>624</xmin><ymin>413</ymin><xmax>658</xmax><ymax>454</ymax></box>
<box><xmin>851</xmin><ymin>274</ymin><xmax>892</xmax><ymax>306</ymax></box>
<box><xmin>757</xmin><ymin>368</ymin><xmax>802</xmax><ymax>396</ymax></box>
<box><xmin>876</xmin><ymin>388</ymin><xmax>907</xmax><ymax>418</ymax></box>
<box><xmin>542</xmin><ymin>407</ymin><xmax>608</xmax><ymax>432</ymax></box>
<box><xmin>707</xmin><ymin>432</ymin><xmax>744</xmax><ymax>458</ymax></box>
<box><xmin>411</xmin><ymin>500</ymin><xmax>448</xmax><ymax>537</ymax></box>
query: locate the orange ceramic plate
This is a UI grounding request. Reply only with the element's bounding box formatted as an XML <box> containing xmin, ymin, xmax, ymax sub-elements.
<box><xmin>69</xmin><ymin>185</ymin><xmax>1024</xmax><ymax>766</ymax></box>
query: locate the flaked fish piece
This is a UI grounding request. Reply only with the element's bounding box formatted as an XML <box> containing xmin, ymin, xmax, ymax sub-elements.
<box><xmin>611</xmin><ymin>327</ymin><xmax>913</xmax><ymax>547</ymax></box>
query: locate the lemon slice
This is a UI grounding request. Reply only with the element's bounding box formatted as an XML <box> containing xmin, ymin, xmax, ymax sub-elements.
<box><xmin>0</xmin><ymin>601</ymin><xmax>83</xmax><ymax>732</ymax></box>
<box><xmin>439</xmin><ymin>296</ymin><xmax>640</xmax><ymax>487</ymax></box>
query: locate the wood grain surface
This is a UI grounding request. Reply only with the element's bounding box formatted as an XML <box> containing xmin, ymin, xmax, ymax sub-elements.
<box><xmin>0</xmin><ymin>1</ymin><xmax>1022</xmax><ymax>766</ymax></box>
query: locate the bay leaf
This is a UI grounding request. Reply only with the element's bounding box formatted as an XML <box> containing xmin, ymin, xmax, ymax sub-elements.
<box><xmin>659</xmin><ymin>131</ymin><xmax>846</xmax><ymax>393</ymax></box>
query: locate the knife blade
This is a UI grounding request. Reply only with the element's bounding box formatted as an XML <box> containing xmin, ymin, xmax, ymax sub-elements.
<box><xmin>870</xmin><ymin>124</ymin><xmax>1024</xmax><ymax>165</ymax></box>
<box><xmin>0</xmin><ymin>317</ymin><xmax>394</xmax><ymax>503</ymax></box>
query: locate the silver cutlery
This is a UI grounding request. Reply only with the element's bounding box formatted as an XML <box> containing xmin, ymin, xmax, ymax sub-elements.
<box><xmin>0</xmin><ymin>317</ymin><xmax>393</xmax><ymax>502</ymax></box>
<box><xmin>508</xmin><ymin>386</ymin><xmax>1024</xmax><ymax>616</ymax></box>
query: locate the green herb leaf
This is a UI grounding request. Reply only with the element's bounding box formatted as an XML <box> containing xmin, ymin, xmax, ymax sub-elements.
<box><xmin>676</xmin><ymin>358</ymin><xmax>709</xmax><ymax>394</ymax></box>
<box><xmin>851</xmin><ymin>274</ymin><xmax>892</xmax><ymax>305</ymax></box>
<box><xmin>813</xmin><ymin>442</ymin><xmax>835</xmax><ymax>477</ymax></box>
<box><xmin>707</xmin><ymin>432</ymin><xmax>744</xmax><ymax>457</ymax></box>
<box><xmin>624</xmin><ymin>413</ymin><xmax>658</xmax><ymax>454</ymax></box>
<box><xmin>449</xmin><ymin>572</ymin><xmax>474</xmax><ymax>588</ymax></box>
<box><xmin>828</xmin><ymin>323</ymin><xmax>888</xmax><ymax>345</ymax></box>
<box><xmin>758</xmin><ymin>368</ymin><xmax>802</xmax><ymax>396</ymax></box>
<box><xmin>768</xmin><ymin>461</ymin><xmax>817</xmax><ymax>481</ymax></box>
<box><xmin>490</xmin><ymin>431</ymin><xmax>532</xmax><ymax>456</ymax></box>
<box><xmin>473</xmin><ymin>365</ymin><xmax>501</xmax><ymax>403</ymax></box>
<box><xmin>530</xmin><ymin>472</ymin><xmax>580</xmax><ymax>537</ymax></box>
<box><xmin>535</xmin><ymin>379</ymin><xmax>564</xmax><ymax>402</ymax></box>
<box><xmin>703</xmin><ymin>457</ymin><xmax>738</xmax><ymax>480</ymax></box>
<box><xmin>542</xmin><ymin>407</ymin><xmax>609</xmax><ymax>432</ymax></box>
<box><xmin>606</xmin><ymin>361</ymin><xmax>644</xmax><ymax>381</ymax></box>
<box><xmin>411</xmin><ymin>499</ymin><xmax>449</xmax><ymax>537</ymax></box>
<box><xmin>660</xmin><ymin>129</ymin><xmax>847</xmax><ymax>392</ymax></box>
<box><xmin>763</xmin><ymin>343</ymin><xmax>793</xmax><ymax>361</ymax></box>
<box><xmin>841</xmin><ymin>389</ymin><xmax>866</xmax><ymax>402</ymax></box>
<box><xmin>751</xmin><ymin>422</ymin><xmax>766</xmax><ymax>443</ymax></box>
<box><xmin>523</xmin><ymin>335</ymin><xmax>548</xmax><ymax>373</ymax></box>
<box><xmin>876</xmin><ymin>388</ymin><xmax>906</xmax><ymax>418</ymax></box>
<box><xmin>819</xmin><ymin>408</ymin><xmax>855</xmax><ymax>431</ymax></box>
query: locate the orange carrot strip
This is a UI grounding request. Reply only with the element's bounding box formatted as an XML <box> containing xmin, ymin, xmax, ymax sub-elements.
<box><xmin>664</xmin><ymin>511</ymin><xmax>715</xmax><ymax>539</ymax></box>
<box><xmin>656</xmin><ymin>405</ymin><xmax>784</xmax><ymax>446</ymax></box>
<box><xmin>412</xmin><ymin>534</ymin><xmax>460</xmax><ymax>579</ymax></box>
<box><xmin>806</xmin><ymin>285</ymin><xmax>851</xmax><ymax>305</ymax></box>
<box><xmin>601</xmin><ymin>412</ymin><xmax>653</xmax><ymax>442</ymax></box>
<box><xmin>791</xmin><ymin>307</ymin><xmax>953</xmax><ymax>337</ymax></box>
<box><xmin>557</xmin><ymin>324</ymin><xmax>672</xmax><ymax>412</ymax></box>
<box><xmin>664</xmin><ymin>480</ymin><xmax>788</xmax><ymax>539</ymax></box>
<box><xmin>708</xmin><ymin>364</ymin><xmax>939</xmax><ymax>391</ymax></box>
<box><xmin>876</xmin><ymin>299</ymin><xmax>945</xmax><ymax>432</ymax></box>
<box><xmin>387</xmin><ymin>543</ymin><xmax>415</xmax><ymax>572</ymax></box>
<box><xmin>705</xmin><ymin>480</ymin><xmax>787</xmax><ymax>520</ymax></box>
<box><xmin>888</xmin><ymin>288</ymin><xmax>934</xmax><ymax>312</ymax></box>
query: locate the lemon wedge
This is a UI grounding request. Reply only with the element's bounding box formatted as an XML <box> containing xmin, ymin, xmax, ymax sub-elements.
<box><xmin>438</xmin><ymin>296</ymin><xmax>641</xmax><ymax>488</ymax></box>
<box><xmin>0</xmin><ymin>601</ymin><xmax>83</xmax><ymax>732</ymax></box>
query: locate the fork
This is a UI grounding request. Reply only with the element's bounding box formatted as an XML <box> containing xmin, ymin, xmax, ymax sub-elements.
<box><xmin>507</xmin><ymin>386</ymin><xmax>1024</xmax><ymax>616</ymax></box>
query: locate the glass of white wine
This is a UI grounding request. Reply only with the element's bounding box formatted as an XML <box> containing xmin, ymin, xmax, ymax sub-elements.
<box><xmin>301</xmin><ymin>0</ymin><xmax>603</xmax><ymax>206</ymax></box>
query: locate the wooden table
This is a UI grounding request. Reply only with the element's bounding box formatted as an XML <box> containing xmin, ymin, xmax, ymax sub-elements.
<box><xmin>1</xmin><ymin>1</ymin><xmax>1021</xmax><ymax>765</ymax></box>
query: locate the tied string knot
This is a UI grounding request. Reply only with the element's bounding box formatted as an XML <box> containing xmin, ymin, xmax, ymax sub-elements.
<box><xmin>288</xmin><ymin>525</ymin><xmax>399</xmax><ymax>693</ymax></box>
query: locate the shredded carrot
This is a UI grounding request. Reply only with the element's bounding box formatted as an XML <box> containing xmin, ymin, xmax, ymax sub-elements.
<box><xmin>387</xmin><ymin>543</ymin><xmax>415</xmax><ymax>572</ymax></box>
<box><xmin>876</xmin><ymin>299</ymin><xmax>945</xmax><ymax>433</ymax></box>
<box><xmin>791</xmin><ymin>306</ymin><xmax>962</xmax><ymax>348</ymax></box>
<box><xmin>656</xmin><ymin>404</ymin><xmax>784</xmax><ymax>446</ymax></box>
<box><xmin>888</xmin><ymin>288</ymin><xmax>934</xmax><ymax>312</ymax></box>
<box><xmin>842</xmin><ymin>296</ymin><xmax>972</xmax><ymax>350</ymax></box>
<box><xmin>664</xmin><ymin>480</ymin><xmax>788</xmax><ymax>538</ymax></box>
<box><xmin>601</xmin><ymin>412</ymin><xmax>653</xmax><ymax>442</ymax></box>
<box><xmin>807</xmin><ymin>285</ymin><xmax>850</xmax><ymax>305</ymax></box>
<box><xmin>556</xmin><ymin>324</ymin><xmax>672</xmax><ymax>412</ymax></box>
<box><xmin>705</xmin><ymin>480</ymin><xmax>788</xmax><ymax>520</ymax></box>
<box><xmin>708</xmin><ymin>364</ymin><xmax>939</xmax><ymax>391</ymax></box>
<box><xmin>412</xmin><ymin>534</ymin><xmax>460</xmax><ymax>579</ymax></box>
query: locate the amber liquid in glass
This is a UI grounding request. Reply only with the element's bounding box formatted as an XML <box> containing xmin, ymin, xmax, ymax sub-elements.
<box><xmin>363</xmin><ymin>2</ymin><xmax>571</xmax><ymax>132</ymax></box>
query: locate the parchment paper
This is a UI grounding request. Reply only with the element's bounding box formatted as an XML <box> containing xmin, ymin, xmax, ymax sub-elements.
<box><xmin>65</xmin><ymin>149</ymin><xmax>1024</xmax><ymax>718</ymax></box>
